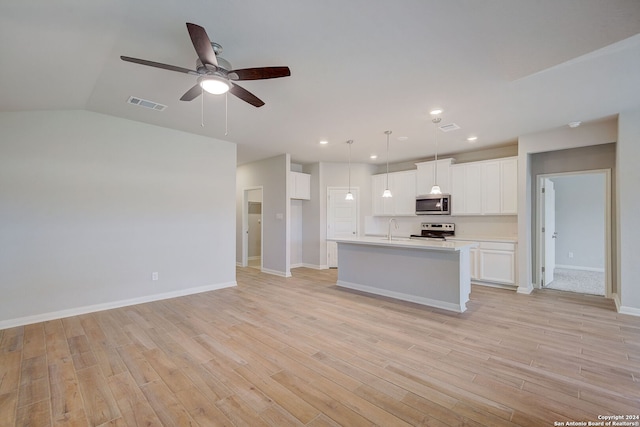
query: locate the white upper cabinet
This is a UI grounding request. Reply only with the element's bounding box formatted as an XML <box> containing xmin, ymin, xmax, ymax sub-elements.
<box><xmin>450</xmin><ymin>157</ymin><xmax>517</xmax><ymax>216</ymax></box>
<box><xmin>450</xmin><ymin>162</ymin><xmax>482</xmax><ymax>215</ymax></box>
<box><xmin>372</xmin><ymin>170</ymin><xmax>416</xmax><ymax>216</ymax></box>
<box><xmin>500</xmin><ymin>157</ymin><xmax>518</xmax><ymax>214</ymax></box>
<box><xmin>290</xmin><ymin>171</ymin><xmax>311</xmax><ymax>200</ymax></box>
<box><xmin>481</xmin><ymin>161</ymin><xmax>502</xmax><ymax>214</ymax></box>
<box><xmin>415</xmin><ymin>159</ymin><xmax>452</xmax><ymax>195</ymax></box>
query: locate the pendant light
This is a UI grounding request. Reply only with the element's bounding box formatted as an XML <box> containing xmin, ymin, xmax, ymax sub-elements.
<box><xmin>430</xmin><ymin>113</ymin><xmax>443</xmax><ymax>195</ymax></box>
<box><xmin>345</xmin><ymin>140</ymin><xmax>354</xmax><ymax>201</ymax></box>
<box><xmin>382</xmin><ymin>131</ymin><xmax>392</xmax><ymax>198</ymax></box>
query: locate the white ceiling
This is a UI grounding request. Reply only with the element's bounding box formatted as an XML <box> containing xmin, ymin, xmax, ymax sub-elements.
<box><xmin>1</xmin><ymin>0</ymin><xmax>639</xmax><ymax>165</ymax></box>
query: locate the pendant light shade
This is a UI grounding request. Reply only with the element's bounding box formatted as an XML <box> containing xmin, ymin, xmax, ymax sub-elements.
<box><xmin>345</xmin><ymin>140</ymin><xmax>354</xmax><ymax>201</ymax></box>
<box><xmin>430</xmin><ymin>115</ymin><xmax>442</xmax><ymax>195</ymax></box>
<box><xmin>383</xmin><ymin>130</ymin><xmax>392</xmax><ymax>198</ymax></box>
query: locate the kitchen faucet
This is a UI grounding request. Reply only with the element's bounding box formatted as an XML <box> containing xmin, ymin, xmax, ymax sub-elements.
<box><xmin>388</xmin><ymin>218</ymin><xmax>399</xmax><ymax>240</ymax></box>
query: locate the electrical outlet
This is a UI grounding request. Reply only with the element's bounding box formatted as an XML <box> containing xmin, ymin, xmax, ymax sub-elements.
<box><xmin>568</xmin><ymin>252</ymin><xmax>574</xmax><ymax>259</ymax></box>
<box><xmin>152</xmin><ymin>272</ymin><xmax>159</xmax><ymax>281</ymax></box>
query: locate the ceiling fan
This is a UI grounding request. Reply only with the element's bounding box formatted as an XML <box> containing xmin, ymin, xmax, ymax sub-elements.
<box><xmin>120</xmin><ymin>22</ymin><xmax>291</xmax><ymax>107</ymax></box>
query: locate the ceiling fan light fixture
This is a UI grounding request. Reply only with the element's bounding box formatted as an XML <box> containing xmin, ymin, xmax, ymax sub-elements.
<box><xmin>199</xmin><ymin>75</ymin><xmax>230</xmax><ymax>95</ymax></box>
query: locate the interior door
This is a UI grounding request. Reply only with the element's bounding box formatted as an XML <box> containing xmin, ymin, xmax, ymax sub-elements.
<box><xmin>542</xmin><ymin>179</ymin><xmax>556</xmax><ymax>286</ymax></box>
<box><xmin>327</xmin><ymin>188</ymin><xmax>358</xmax><ymax>268</ymax></box>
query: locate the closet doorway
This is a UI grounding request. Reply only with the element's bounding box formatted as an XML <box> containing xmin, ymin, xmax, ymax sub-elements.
<box><xmin>242</xmin><ymin>187</ymin><xmax>263</xmax><ymax>269</ymax></box>
<box><xmin>537</xmin><ymin>170</ymin><xmax>611</xmax><ymax>296</ymax></box>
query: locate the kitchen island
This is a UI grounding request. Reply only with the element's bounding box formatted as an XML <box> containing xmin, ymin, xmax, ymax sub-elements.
<box><xmin>328</xmin><ymin>237</ymin><xmax>477</xmax><ymax>313</ymax></box>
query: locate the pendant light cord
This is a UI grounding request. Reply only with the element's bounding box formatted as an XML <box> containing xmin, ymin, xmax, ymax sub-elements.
<box><xmin>348</xmin><ymin>140</ymin><xmax>352</xmax><ymax>192</ymax></box>
<box><xmin>385</xmin><ymin>130</ymin><xmax>392</xmax><ymax>188</ymax></box>
<box><xmin>432</xmin><ymin>117</ymin><xmax>441</xmax><ymax>189</ymax></box>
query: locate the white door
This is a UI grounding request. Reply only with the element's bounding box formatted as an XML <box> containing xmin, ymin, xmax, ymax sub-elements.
<box><xmin>327</xmin><ymin>188</ymin><xmax>358</xmax><ymax>268</ymax></box>
<box><xmin>542</xmin><ymin>179</ymin><xmax>556</xmax><ymax>286</ymax></box>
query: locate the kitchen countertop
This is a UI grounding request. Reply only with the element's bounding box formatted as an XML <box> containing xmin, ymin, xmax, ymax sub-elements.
<box><xmin>328</xmin><ymin>236</ymin><xmax>478</xmax><ymax>251</ymax></box>
<box><xmin>447</xmin><ymin>236</ymin><xmax>518</xmax><ymax>243</ymax></box>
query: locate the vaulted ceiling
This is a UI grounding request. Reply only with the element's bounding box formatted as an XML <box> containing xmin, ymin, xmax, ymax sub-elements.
<box><xmin>1</xmin><ymin>0</ymin><xmax>639</xmax><ymax>165</ymax></box>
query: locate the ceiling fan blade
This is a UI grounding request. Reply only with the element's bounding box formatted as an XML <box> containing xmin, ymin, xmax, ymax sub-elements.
<box><xmin>180</xmin><ymin>84</ymin><xmax>202</xmax><ymax>101</ymax></box>
<box><xmin>186</xmin><ymin>23</ymin><xmax>218</xmax><ymax>67</ymax></box>
<box><xmin>229</xmin><ymin>83</ymin><xmax>265</xmax><ymax>107</ymax></box>
<box><xmin>229</xmin><ymin>66</ymin><xmax>291</xmax><ymax>81</ymax></box>
<box><xmin>120</xmin><ymin>56</ymin><xmax>197</xmax><ymax>75</ymax></box>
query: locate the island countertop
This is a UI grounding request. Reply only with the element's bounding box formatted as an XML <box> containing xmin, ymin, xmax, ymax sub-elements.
<box><xmin>328</xmin><ymin>236</ymin><xmax>478</xmax><ymax>251</ymax></box>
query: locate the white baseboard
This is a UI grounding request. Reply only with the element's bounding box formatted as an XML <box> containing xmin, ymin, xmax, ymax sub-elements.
<box><xmin>299</xmin><ymin>263</ymin><xmax>328</xmax><ymax>270</ymax></box>
<box><xmin>517</xmin><ymin>284</ymin><xmax>534</xmax><ymax>294</ymax></box>
<box><xmin>248</xmin><ymin>256</ymin><xmax>261</xmax><ymax>261</ymax></box>
<box><xmin>619</xmin><ymin>306</ymin><xmax>640</xmax><ymax>317</ymax></box>
<box><xmin>555</xmin><ymin>264</ymin><xmax>605</xmax><ymax>273</ymax></box>
<box><xmin>472</xmin><ymin>281</ymin><xmax>517</xmax><ymax>291</ymax></box>
<box><xmin>260</xmin><ymin>268</ymin><xmax>292</xmax><ymax>278</ymax></box>
<box><xmin>0</xmin><ymin>281</ymin><xmax>237</xmax><ymax>330</ymax></box>
<box><xmin>290</xmin><ymin>263</ymin><xmax>304</xmax><ymax>269</ymax></box>
<box><xmin>337</xmin><ymin>280</ymin><xmax>465</xmax><ymax>313</ymax></box>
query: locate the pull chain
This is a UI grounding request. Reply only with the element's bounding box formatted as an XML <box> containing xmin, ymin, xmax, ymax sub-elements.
<box><xmin>200</xmin><ymin>86</ymin><xmax>204</xmax><ymax>127</ymax></box>
<box><xmin>225</xmin><ymin>92</ymin><xmax>229</xmax><ymax>136</ymax></box>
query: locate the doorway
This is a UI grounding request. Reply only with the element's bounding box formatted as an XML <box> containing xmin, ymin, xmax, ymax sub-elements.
<box><xmin>242</xmin><ymin>187</ymin><xmax>263</xmax><ymax>269</ymax></box>
<box><xmin>537</xmin><ymin>170</ymin><xmax>611</xmax><ymax>296</ymax></box>
<box><xmin>326</xmin><ymin>187</ymin><xmax>359</xmax><ymax>268</ymax></box>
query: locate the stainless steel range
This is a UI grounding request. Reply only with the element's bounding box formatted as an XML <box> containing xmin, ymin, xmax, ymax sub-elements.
<box><xmin>410</xmin><ymin>223</ymin><xmax>455</xmax><ymax>241</ymax></box>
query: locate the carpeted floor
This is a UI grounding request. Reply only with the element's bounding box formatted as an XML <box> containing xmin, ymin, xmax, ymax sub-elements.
<box><xmin>546</xmin><ymin>267</ymin><xmax>605</xmax><ymax>296</ymax></box>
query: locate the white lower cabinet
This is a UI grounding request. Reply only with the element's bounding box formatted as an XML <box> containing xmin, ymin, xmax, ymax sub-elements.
<box><xmin>478</xmin><ymin>242</ymin><xmax>516</xmax><ymax>285</ymax></box>
<box><xmin>453</xmin><ymin>239</ymin><xmax>517</xmax><ymax>287</ymax></box>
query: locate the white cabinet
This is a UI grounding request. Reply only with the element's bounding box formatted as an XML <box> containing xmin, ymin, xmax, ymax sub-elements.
<box><xmin>290</xmin><ymin>171</ymin><xmax>310</xmax><ymax>200</ymax></box>
<box><xmin>372</xmin><ymin>173</ymin><xmax>393</xmax><ymax>216</ymax></box>
<box><xmin>371</xmin><ymin>170</ymin><xmax>416</xmax><ymax>216</ymax></box>
<box><xmin>452</xmin><ymin>239</ymin><xmax>517</xmax><ymax>287</ymax></box>
<box><xmin>392</xmin><ymin>170</ymin><xmax>417</xmax><ymax>215</ymax></box>
<box><xmin>450</xmin><ymin>157</ymin><xmax>517</xmax><ymax>216</ymax></box>
<box><xmin>416</xmin><ymin>159</ymin><xmax>452</xmax><ymax>195</ymax></box>
<box><xmin>478</xmin><ymin>242</ymin><xmax>516</xmax><ymax>285</ymax></box>
<box><xmin>481</xmin><ymin>161</ymin><xmax>502</xmax><ymax>214</ymax></box>
<box><xmin>500</xmin><ymin>158</ymin><xmax>518</xmax><ymax>214</ymax></box>
<box><xmin>450</xmin><ymin>163</ymin><xmax>482</xmax><ymax>215</ymax></box>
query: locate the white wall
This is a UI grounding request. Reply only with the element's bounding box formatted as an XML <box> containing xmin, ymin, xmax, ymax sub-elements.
<box><xmin>290</xmin><ymin>200</ymin><xmax>303</xmax><ymax>267</ymax></box>
<box><xmin>0</xmin><ymin>110</ymin><xmax>237</xmax><ymax>328</ymax></box>
<box><xmin>301</xmin><ymin>163</ymin><xmax>322</xmax><ymax>268</ymax></box>
<box><xmin>552</xmin><ymin>174</ymin><xmax>605</xmax><ymax>270</ymax></box>
<box><xmin>517</xmin><ymin>119</ymin><xmax>619</xmax><ymax>297</ymax></box>
<box><xmin>617</xmin><ymin>108</ymin><xmax>640</xmax><ymax>314</ymax></box>
<box><xmin>236</xmin><ymin>154</ymin><xmax>290</xmax><ymax>276</ymax></box>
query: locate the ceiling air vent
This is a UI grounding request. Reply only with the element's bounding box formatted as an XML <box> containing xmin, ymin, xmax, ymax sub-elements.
<box><xmin>127</xmin><ymin>96</ymin><xmax>167</xmax><ymax>111</ymax></box>
<box><xmin>439</xmin><ymin>123</ymin><xmax>461</xmax><ymax>132</ymax></box>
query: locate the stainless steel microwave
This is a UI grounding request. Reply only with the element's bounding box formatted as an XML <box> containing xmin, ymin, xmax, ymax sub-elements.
<box><xmin>416</xmin><ymin>194</ymin><xmax>451</xmax><ymax>215</ymax></box>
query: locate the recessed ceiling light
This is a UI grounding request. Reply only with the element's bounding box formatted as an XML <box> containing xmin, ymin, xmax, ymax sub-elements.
<box><xmin>370</xmin><ymin>154</ymin><xmax>378</xmax><ymax>159</ymax></box>
<box><xmin>397</xmin><ymin>136</ymin><xmax>408</xmax><ymax>141</ymax></box>
<box><xmin>467</xmin><ymin>136</ymin><xmax>478</xmax><ymax>142</ymax></box>
<box><xmin>430</xmin><ymin>108</ymin><xmax>443</xmax><ymax>115</ymax></box>
<box><xmin>568</xmin><ymin>121</ymin><xmax>582</xmax><ymax>128</ymax></box>
<box><xmin>319</xmin><ymin>140</ymin><xmax>329</xmax><ymax>145</ymax></box>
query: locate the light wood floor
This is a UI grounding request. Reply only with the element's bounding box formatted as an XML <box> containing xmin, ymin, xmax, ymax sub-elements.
<box><xmin>1</xmin><ymin>267</ymin><xmax>639</xmax><ymax>426</ymax></box>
